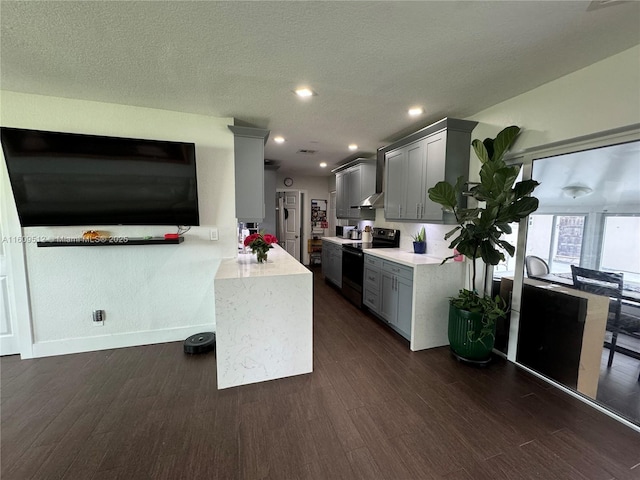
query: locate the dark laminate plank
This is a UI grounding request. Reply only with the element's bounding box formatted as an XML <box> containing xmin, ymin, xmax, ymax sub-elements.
<box><xmin>312</xmin><ymin>385</ymin><xmax>366</xmax><ymax>452</ymax></box>
<box><xmin>32</xmin><ymin>409</ymin><xmax>106</xmax><ymax>479</ymax></box>
<box><xmin>61</xmin><ymin>432</ymin><xmax>114</xmax><ymax>480</ymax></box>
<box><xmin>528</xmin><ymin>428</ymin><xmax>627</xmax><ymax>480</ymax></box>
<box><xmin>238</xmin><ymin>400</ymin><xmax>271</xmax><ymax>480</ymax></box>
<box><xmin>348</xmin><ymin>406</ymin><xmax>414</xmax><ymax>479</ymax></box>
<box><xmin>2</xmin><ymin>443</ymin><xmax>55</xmax><ymax>480</ymax></box>
<box><xmin>395</xmin><ymin>430</ymin><xmax>465</xmax><ymax>478</ymax></box>
<box><xmin>303</xmin><ymin>453</ymin><xmax>357</xmax><ymax>480</ymax></box>
<box><xmin>345</xmin><ymin>446</ymin><xmax>387</xmax><ymax>480</ymax></box>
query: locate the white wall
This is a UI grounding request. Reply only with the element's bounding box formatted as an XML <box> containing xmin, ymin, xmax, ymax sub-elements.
<box><xmin>467</xmin><ymin>45</ymin><xmax>640</xmax><ymax>161</ymax></box>
<box><xmin>276</xmin><ymin>174</ymin><xmax>331</xmax><ymax>264</ymax></box>
<box><xmin>1</xmin><ymin>91</ymin><xmax>236</xmax><ymax>357</ymax></box>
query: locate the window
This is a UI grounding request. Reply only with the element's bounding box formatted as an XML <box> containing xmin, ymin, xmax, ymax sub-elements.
<box><xmin>601</xmin><ymin>215</ymin><xmax>640</xmax><ymax>284</ymax></box>
<box><xmin>526</xmin><ymin>214</ymin><xmax>586</xmax><ymax>274</ymax></box>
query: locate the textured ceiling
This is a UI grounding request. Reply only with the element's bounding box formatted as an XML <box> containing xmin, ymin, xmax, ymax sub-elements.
<box><xmin>1</xmin><ymin>1</ymin><xmax>639</xmax><ymax>176</ymax></box>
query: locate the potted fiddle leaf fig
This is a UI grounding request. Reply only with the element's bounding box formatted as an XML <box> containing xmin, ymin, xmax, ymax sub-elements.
<box><xmin>427</xmin><ymin>125</ymin><xmax>540</xmax><ymax>364</ymax></box>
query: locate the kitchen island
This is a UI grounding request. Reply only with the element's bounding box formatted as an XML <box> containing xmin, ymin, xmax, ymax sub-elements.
<box><xmin>214</xmin><ymin>244</ymin><xmax>312</xmax><ymax>389</ymax></box>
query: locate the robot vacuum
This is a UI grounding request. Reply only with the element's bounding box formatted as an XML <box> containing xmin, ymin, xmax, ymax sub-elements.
<box><xmin>183</xmin><ymin>332</ymin><xmax>216</xmax><ymax>354</ymax></box>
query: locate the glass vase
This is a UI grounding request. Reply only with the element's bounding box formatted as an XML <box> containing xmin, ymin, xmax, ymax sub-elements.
<box><xmin>256</xmin><ymin>250</ymin><xmax>268</xmax><ymax>263</ymax></box>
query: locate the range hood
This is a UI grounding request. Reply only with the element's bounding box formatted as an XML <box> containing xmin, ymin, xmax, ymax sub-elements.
<box><xmin>356</xmin><ymin>149</ymin><xmax>385</xmax><ymax>208</ymax></box>
<box><xmin>358</xmin><ymin>192</ymin><xmax>384</xmax><ymax>208</ymax></box>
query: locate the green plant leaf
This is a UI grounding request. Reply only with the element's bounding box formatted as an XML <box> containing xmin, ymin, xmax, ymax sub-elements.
<box><xmin>444</xmin><ymin>226</ymin><xmax>461</xmax><ymax>240</ymax></box>
<box><xmin>480</xmin><ymin>240</ymin><xmax>503</xmax><ymax>265</ymax></box>
<box><xmin>428</xmin><ymin>181</ymin><xmax>457</xmax><ymax>211</ymax></box>
<box><xmin>497</xmin><ymin>239</ymin><xmax>515</xmax><ymax>257</ymax></box>
<box><xmin>506</xmin><ymin>196</ymin><xmax>539</xmax><ymax>219</ymax></box>
<box><xmin>483</xmin><ymin>138</ymin><xmax>494</xmax><ymax>161</ymax></box>
<box><xmin>496</xmin><ymin>222</ymin><xmax>512</xmax><ymax>235</ymax></box>
<box><xmin>513</xmin><ymin>179</ymin><xmax>540</xmax><ymax>199</ymax></box>
<box><xmin>472</xmin><ymin>139</ymin><xmax>490</xmax><ymax>164</ymax></box>
<box><xmin>492</xmin><ymin>126</ymin><xmax>521</xmax><ymax>162</ymax></box>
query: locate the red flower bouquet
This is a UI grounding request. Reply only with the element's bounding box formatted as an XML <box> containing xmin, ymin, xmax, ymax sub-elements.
<box><xmin>244</xmin><ymin>232</ymin><xmax>278</xmax><ymax>263</ymax></box>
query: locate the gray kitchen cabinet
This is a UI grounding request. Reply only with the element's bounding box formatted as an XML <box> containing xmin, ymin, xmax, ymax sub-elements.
<box><xmin>334</xmin><ymin>160</ymin><xmax>376</xmax><ymax>220</ymax></box>
<box><xmin>383</xmin><ymin>118</ymin><xmax>477</xmax><ymax>223</ymax></box>
<box><xmin>366</xmin><ymin>255</ymin><xmax>413</xmax><ymax>340</ymax></box>
<box><xmin>228</xmin><ymin>125</ymin><xmax>270</xmax><ymax>222</ymax></box>
<box><xmin>322</xmin><ymin>240</ymin><xmax>342</xmax><ymax>288</ymax></box>
<box><xmin>384</xmin><ymin>148</ymin><xmax>405</xmax><ymax>219</ymax></box>
<box><xmin>363</xmin><ymin>255</ymin><xmax>382</xmax><ymax>313</ymax></box>
<box><xmin>384</xmin><ymin>132</ymin><xmax>445</xmax><ymax>222</ymax></box>
<box><xmin>335</xmin><ymin>171</ymin><xmax>347</xmax><ymax>218</ymax></box>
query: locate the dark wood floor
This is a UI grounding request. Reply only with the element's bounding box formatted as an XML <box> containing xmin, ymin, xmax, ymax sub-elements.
<box><xmin>2</xmin><ymin>267</ymin><xmax>640</xmax><ymax>480</ymax></box>
<box><xmin>597</xmin><ymin>333</ymin><xmax>640</xmax><ymax>425</ymax></box>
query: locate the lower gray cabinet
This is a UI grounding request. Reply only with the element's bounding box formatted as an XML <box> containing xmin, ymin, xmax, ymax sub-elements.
<box><xmin>365</xmin><ymin>255</ymin><xmax>413</xmax><ymax>340</ymax></box>
<box><xmin>322</xmin><ymin>240</ymin><xmax>342</xmax><ymax>288</ymax></box>
<box><xmin>363</xmin><ymin>255</ymin><xmax>382</xmax><ymax>313</ymax></box>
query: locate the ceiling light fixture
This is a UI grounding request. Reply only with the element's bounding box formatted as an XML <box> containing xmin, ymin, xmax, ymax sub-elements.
<box><xmin>294</xmin><ymin>87</ymin><xmax>316</xmax><ymax>98</ymax></box>
<box><xmin>408</xmin><ymin>107</ymin><xmax>424</xmax><ymax>117</ymax></box>
<box><xmin>562</xmin><ymin>185</ymin><xmax>593</xmax><ymax>199</ymax></box>
<box><xmin>348</xmin><ymin>144</ymin><xmax>358</xmax><ymax>151</ymax></box>
<box><xmin>273</xmin><ymin>136</ymin><xmax>285</xmax><ymax>144</ymax></box>
<box><xmin>319</xmin><ymin>162</ymin><xmax>327</xmax><ymax>168</ymax></box>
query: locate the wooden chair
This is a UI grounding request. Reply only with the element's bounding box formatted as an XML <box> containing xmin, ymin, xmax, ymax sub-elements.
<box><xmin>570</xmin><ymin>265</ymin><xmax>623</xmax><ymax>369</ymax></box>
<box><xmin>525</xmin><ymin>255</ymin><xmax>550</xmax><ymax>277</ymax></box>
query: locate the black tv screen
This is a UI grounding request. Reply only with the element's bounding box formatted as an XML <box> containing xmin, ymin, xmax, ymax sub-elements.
<box><xmin>1</xmin><ymin>127</ymin><xmax>199</xmax><ymax>227</ymax></box>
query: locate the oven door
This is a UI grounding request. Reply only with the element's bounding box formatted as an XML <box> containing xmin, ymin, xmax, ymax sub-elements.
<box><xmin>342</xmin><ymin>247</ymin><xmax>364</xmax><ymax>307</ymax></box>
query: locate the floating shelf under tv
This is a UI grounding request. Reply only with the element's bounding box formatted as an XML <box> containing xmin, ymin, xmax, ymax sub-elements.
<box><xmin>36</xmin><ymin>237</ymin><xmax>185</xmax><ymax>247</ymax></box>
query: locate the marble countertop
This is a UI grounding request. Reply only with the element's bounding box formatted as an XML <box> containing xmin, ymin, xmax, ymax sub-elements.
<box><xmin>322</xmin><ymin>236</ymin><xmax>453</xmax><ymax>268</ymax></box>
<box><xmin>364</xmin><ymin>248</ymin><xmax>451</xmax><ymax>268</ymax></box>
<box><xmin>216</xmin><ymin>244</ymin><xmax>311</xmax><ymax>280</ymax></box>
<box><xmin>322</xmin><ymin>236</ymin><xmax>363</xmax><ymax>245</ymax></box>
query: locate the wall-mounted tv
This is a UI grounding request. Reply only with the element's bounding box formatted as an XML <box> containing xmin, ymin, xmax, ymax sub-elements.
<box><xmin>1</xmin><ymin>127</ymin><xmax>199</xmax><ymax>227</ymax></box>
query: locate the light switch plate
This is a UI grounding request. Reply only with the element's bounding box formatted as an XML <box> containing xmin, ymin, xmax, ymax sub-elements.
<box><xmin>210</xmin><ymin>228</ymin><xmax>219</xmax><ymax>241</ymax></box>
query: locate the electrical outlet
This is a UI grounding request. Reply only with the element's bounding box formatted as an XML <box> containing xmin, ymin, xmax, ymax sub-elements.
<box><xmin>93</xmin><ymin>309</ymin><xmax>105</xmax><ymax>326</ymax></box>
<box><xmin>210</xmin><ymin>228</ymin><xmax>219</xmax><ymax>241</ymax></box>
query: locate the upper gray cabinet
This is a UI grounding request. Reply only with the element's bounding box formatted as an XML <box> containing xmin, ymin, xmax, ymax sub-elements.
<box><xmin>334</xmin><ymin>159</ymin><xmax>376</xmax><ymax>220</ymax></box>
<box><xmin>383</xmin><ymin>118</ymin><xmax>477</xmax><ymax>223</ymax></box>
<box><xmin>228</xmin><ymin>125</ymin><xmax>270</xmax><ymax>222</ymax></box>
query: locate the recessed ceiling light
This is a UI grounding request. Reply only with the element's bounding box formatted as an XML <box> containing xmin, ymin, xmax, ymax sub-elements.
<box><xmin>319</xmin><ymin>162</ymin><xmax>327</xmax><ymax>168</ymax></box>
<box><xmin>348</xmin><ymin>144</ymin><xmax>358</xmax><ymax>151</ymax></box>
<box><xmin>273</xmin><ymin>136</ymin><xmax>285</xmax><ymax>144</ymax></box>
<box><xmin>408</xmin><ymin>107</ymin><xmax>424</xmax><ymax>117</ymax></box>
<box><xmin>295</xmin><ymin>87</ymin><xmax>316</xmax><ymax>98</ymax></box>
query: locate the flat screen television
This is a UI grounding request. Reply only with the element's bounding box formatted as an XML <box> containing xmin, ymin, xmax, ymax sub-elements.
<box><xmin>1</xmin><ymin>127</ymin><xmax>199</xmax><ymax>227</ymax></box>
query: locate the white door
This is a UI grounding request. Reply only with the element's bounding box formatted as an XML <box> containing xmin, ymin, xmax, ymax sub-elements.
<box><xmin>282</xmin><ymin>190</ymin><xmax>300</xmax><ymax>261</ymax></box>
<box><xmin>0</xmin><ymin>210</ymin><xmax>20</xmax><ymax>356</ymax></box>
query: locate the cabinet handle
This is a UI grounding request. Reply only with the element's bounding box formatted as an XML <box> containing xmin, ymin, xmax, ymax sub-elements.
<box><xmin>416</xmin><ymin>204</ymin><xmax>420</xmax><ymax>217</ymax></box>
<box><xmin>419</xmin><ymin>203</ymin><xmax>423</xmax><ymax>218</ymax></box>
<box><xmin>399</xmin><ymin>205</ymin><xmax>402</xmax><ymax>217</ymax></box>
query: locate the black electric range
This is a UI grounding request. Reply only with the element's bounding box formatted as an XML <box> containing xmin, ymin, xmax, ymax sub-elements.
<box><xmin>342</xmin><ymin>228</ymin><xmax>400</xmax><ymax>308</ymax></box>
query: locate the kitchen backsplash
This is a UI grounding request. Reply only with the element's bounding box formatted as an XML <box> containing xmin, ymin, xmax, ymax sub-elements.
<box><xmin>357</xmin><ymin>218</ymin><xmax>454</xmax><ymax>259</ymax></box>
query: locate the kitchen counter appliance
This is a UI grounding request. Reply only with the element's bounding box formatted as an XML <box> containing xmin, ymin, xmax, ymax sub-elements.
<box><xmin>341</xmin><ymin>228</ymin><xmax>400</xmax><ymax>308</ymax></box>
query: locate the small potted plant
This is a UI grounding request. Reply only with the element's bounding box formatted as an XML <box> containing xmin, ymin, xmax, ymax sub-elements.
<box><xmin>412</xmin><ymin>226</ymin><xmax>426</xmax><ymax>254</ymax></box>
<box><xmin>427</xmin><ymin>125</ymin><xmax>540</xmax><ymax>364</ymax></box>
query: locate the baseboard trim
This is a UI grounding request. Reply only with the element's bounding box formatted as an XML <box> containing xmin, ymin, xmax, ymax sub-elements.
<box><xmin>30</xmin><ymin>324</ymin><xmax>215</xmax><ymax>358</ymax></box>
